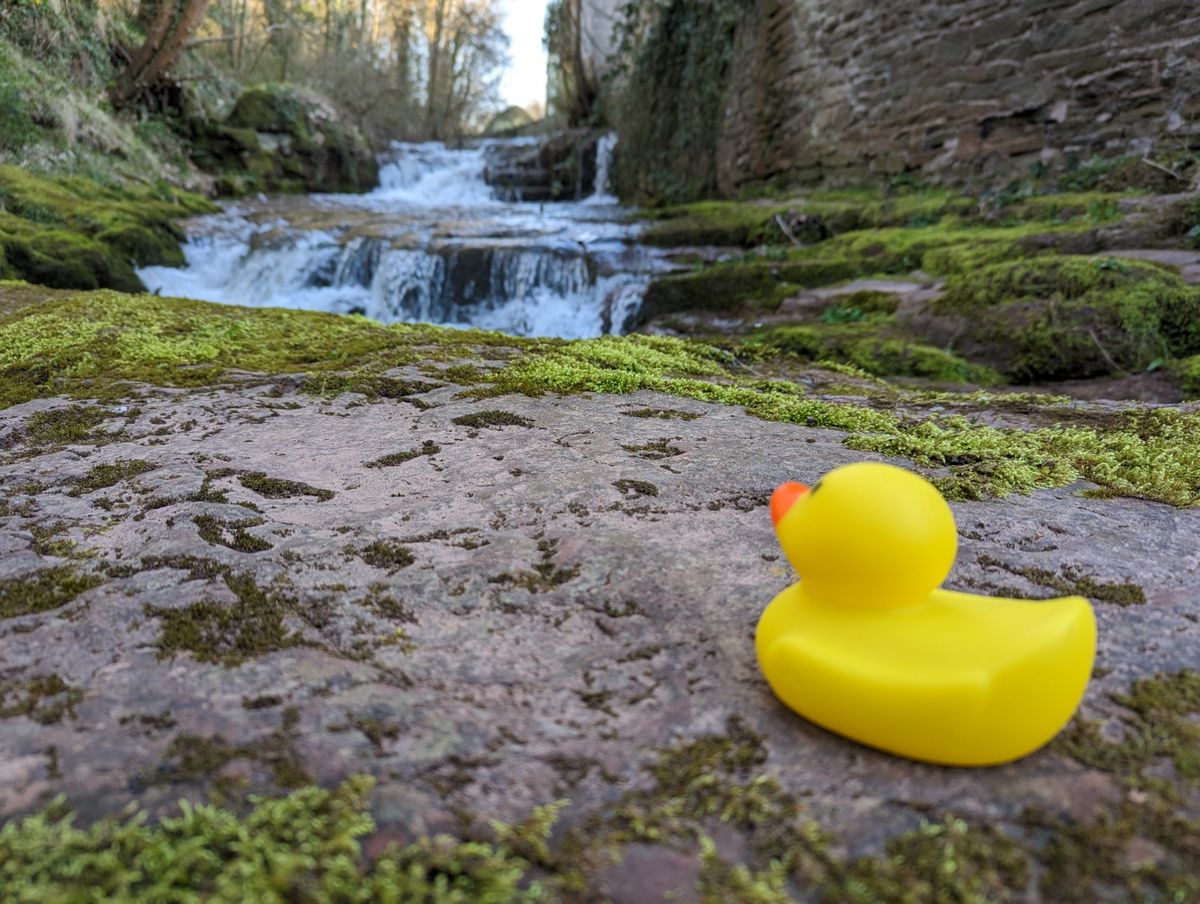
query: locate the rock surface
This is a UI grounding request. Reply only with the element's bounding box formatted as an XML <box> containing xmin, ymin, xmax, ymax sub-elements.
<box><xmin>1</xmin><ymin>368</ymin><xmax>1197</xmax><ymax>896</ymax></box>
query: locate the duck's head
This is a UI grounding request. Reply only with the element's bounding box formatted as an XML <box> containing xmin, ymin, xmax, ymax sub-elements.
<box><xmin>771</xmin><ymin>462</ymin><xmax>957</xmax><ymax>606</ymax></box>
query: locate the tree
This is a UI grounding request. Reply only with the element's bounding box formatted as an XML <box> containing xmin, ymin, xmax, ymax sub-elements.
<box><xmin>111</xmin><ymin>0</ymin><xmax>215</xmax><ymax>107</ymax></box>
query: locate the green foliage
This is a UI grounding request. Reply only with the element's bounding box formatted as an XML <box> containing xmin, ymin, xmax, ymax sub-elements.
<box><xmin>0</xmin><ymin>776</ymin><xmax>546</xmax><ymax>903</ymax></box>
<box><xmin>610</xmin><ymin>0</ymin><xmax>743</xmax><ymax>203</ymax></box>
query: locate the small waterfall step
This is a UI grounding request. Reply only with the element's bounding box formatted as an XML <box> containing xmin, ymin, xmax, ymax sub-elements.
<box><xmin>485</xmin><ymin>130</ymin><xmax>603</xmax><ymax>203</ymax></box>
<box><xmin>139</xmin><ymin>136</ymin><xmax>658</xmax><ymax>339</ymax></box>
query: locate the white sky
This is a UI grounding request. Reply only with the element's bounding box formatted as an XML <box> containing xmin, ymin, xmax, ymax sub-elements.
<box><xmin>498</xmin><ymin>0</ymin><xmax>551</xmax><ymax>109</ymax></box>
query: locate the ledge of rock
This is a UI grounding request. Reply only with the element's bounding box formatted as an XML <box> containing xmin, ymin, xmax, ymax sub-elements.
<box><xmin>1</xmin><ymin>350</ymin><xmax>1197</xmax><ymax>898</ymax></box>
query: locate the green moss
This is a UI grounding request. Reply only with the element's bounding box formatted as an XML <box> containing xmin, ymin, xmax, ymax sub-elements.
<box><xmin>366</xmin><ymin>441</ymin><xmax>441</xmax><ymax>468</ymax></box>
<box><xmin>621</xmin><ymin>407</ymin><xmax>702</xmax><ymax>421</ymax></box>
<box><xmin>19</xmin><ymin>404</ymin><xmax>114</xmax><ymax>446</ymax></box>
<box><xmin>622</xmin><ymin>439</ymin><xmax>683</xmax><ymax>460</ymax></box>
<box><xmin>356</xmin><ymin>540</ymin><xmax>415</xmax><ymax>572</ymax></box>
<box><xmin>489</xmin><ymin>539</ymin><xmax>580</xmax><ymax>593</ymax></box>
<box><xmin>67</xmin><ymin>459</ymin><xmax>156</xmax><ymax>497</ymax></box>
<box><xmin>151</xmin><ymin>708</ymin><xmax>311</xmax><ymax>790</ymax></box>
<box><xmin>144</xmin><ymin>572</ymin><xmax>304</xmax><ymax>666</ymax></box>
<box><xmin>825</xmin><ymin>817</ymin><xmax>1030</xmax><ymax>903</ymax></box>
<box><xmin>242</xmin><ymin>694</ymin><xmax>284</xmax><ymax>710</ymax></box>
<box><xmin>613</xmin><ymin>479</ymin><xmax>659</xmax><ymax>497</ymax></box>
<box><xmin>938</xmin><ymin>255</ymin><xmax>1200</xmax><ymax>381</ymax></box>
<box><xmin>8</xmin><ymin>291</ymin><xmax>1200</xmax><ymax>508</ymax></box>
<box><xmin>194</xmin><ymin>514</ymin><xmax>273</xmax><ymax>553</ymax></box>
<box><xmin>751</xmin><ymin>325</ymin><xmax>999</xmax><ymax>385</ymax></box>
<box><xmin>0</xmin><ymin>165</ymin><xmax>214</xmax><ymax>292</ymax></box>
<box><xmin>302</xmin><ymin>373</ymin><xmax>441</xmax><ymax>401</ymax></box>
<box><xmin>1055</xmin><ymin>671</ymin><xmax>1200</xmax><ymax>785</ymax></box>
<box><xmin>239</xmin><ymin>472</ymin><xmax>335</xmax><ymax>502</ymax></box>
<box><xmin>1170</xmin><ymin>353</ymin><xmax>1200</xmax><ymax>399</ymax></box>
<box><xmin>0</xmin><ymin>566</ymin><xmax>102</xmax><ymax>619</ymax></box>
<box><xmin>479</xmin><ymin>336</ymin><xmax>1200</xmax><ymax>505</ymax></box>
<box><xmin>453</xmin><ymin>410</ymin><xmax>535</xmax><ymax>429</ymax></box>
<box><xmin>639</xmin><ymin>192</ymin><xmax>979</xmax><ymax>247</ymax></box>
<box><xmin>206</xmin><ymin>84</ymin><xmax>378</xmax><ymax>195</ymax></box>
<box><xmin>0</xmin><ymin>674</ymin><xmax>83</xmax><ymax>724</ymax></box>
<box><xmin>0</xmin><ymin>777</ymin><xmax>544</xmax><ymax>902</ymax></box>
<box><xmin>0</xmin><ymin>289</ymin><xmax>440</xmax><ymax>408</ymax></box>
<box><xmin>639</xmin><ymin>257</ymin><xmax>862</xmax><ymax>321</ymax></box>
<box><xmin>976</xmin><ymin>555</ymin><xmax>1145</xmax><ymax>606</ymax></box>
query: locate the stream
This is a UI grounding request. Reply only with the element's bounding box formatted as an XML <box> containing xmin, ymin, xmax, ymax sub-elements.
<box><xmin>140</xmin><ymin>136</ymin><xmax>664</xmax><ymax>338</ymax></box>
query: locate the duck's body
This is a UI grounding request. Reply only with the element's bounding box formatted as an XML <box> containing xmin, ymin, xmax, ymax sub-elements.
<box><xmin>757</xmin><ymin>583</ymin><xmax>1095</xmax><ymax>765</ymax></box>
<box><xmin>757</xmin><ymin>462</ymin><xmax>1096</xmax><ymax>766</ymax></box>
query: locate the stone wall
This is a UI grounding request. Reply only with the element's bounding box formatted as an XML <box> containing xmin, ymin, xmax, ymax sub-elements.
<box><xmin>586</xmin><ymin>0</ymin><xmax>1200</xmax><ymax>193</ymax></box>
<box><xmin>719</xmin><ymin>0</ymin><xmax>1200</xmax><ymax>190</ymax></box>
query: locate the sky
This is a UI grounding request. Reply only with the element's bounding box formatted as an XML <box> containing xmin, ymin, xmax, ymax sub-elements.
<box><xmin>498</xmin><ymin>0</ymin><xmax>551</xmax><ymax>109</ymax></box>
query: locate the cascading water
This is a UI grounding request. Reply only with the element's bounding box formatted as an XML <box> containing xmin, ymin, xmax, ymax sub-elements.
<box><xmin>139</xmin><ymin>136</ymin><xmax>658</xmax><ymax>338</ymax></box>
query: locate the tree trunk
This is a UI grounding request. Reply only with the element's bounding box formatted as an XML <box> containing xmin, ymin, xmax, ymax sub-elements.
<box><xmin>425</xmin><ymin>0</ymin><xmax>448</xmax><ymax>138</ymax></box>
<box><xmin>110</xmin><ymin>0</ymin><xmax>178</xmax><ymax>105</ymax></box>
<box><xmin>135</xmin><ymin>0</ymin><xmax>214</xmax><ymax>91</ymax></box>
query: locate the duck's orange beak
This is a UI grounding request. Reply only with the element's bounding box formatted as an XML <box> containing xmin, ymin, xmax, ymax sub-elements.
<box><xmin>771</xmin><ymin>482</ymin><xmax>809</xmax><ymax>526</ymax></box>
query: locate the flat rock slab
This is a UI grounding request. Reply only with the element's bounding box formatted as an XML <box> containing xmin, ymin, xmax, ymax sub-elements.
<box><xmin>1</xmin><ymin>375</ymin><xmax>1197</xmax><ymax>892</ymax></box>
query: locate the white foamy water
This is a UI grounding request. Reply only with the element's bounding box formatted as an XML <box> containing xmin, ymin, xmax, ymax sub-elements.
<box><xmin>140</xmin><ymin>136</ymin><xmax>658</xmax><ymax>338</ymax></box>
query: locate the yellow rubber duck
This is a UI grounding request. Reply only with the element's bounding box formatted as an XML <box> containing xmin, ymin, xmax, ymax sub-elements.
<box><xmin>756</xmin><ymin>461</ymin><xmax>1096</xmax><ymax>766</ymax></box>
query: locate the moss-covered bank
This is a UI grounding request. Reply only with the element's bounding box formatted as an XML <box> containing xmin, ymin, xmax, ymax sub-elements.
<box><xmin>5</xmin><ymin>285</ymin><xmax>1200</xmax><ymax>507</ymax></box>
<box><xmin>0</xmin><ymin>167</ymin><xmax>214</xmax><ymax>293</ymax></box>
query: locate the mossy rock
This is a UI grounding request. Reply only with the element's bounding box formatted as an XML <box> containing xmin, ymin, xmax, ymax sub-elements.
<box><xmin>638</xmin><ymin>258</ymin><xmax>862</xmax><ymax>324</ymax></box>
<box><xmin>0</xmin><ymin>166</ymin><xmax>212</xmax><ymax>292</ymax></box>
<box><xmin>751</xmin><ymin>323</ymin><xmax>999</xmax><ymax>384</ymax></box>
<box><xmin>200</xmin><ymin>84</ymin><xmax>379</xmax><ymax>196</ymax></box>
<box><xmin>937</xmin><ymin>256</ymin><xmax>1200</xmax><ymax>382</ymax></box>
<box><xmin>228</xmin><ymin>86</ymin><xmax>315</xmax><ymax>140</ymax></box>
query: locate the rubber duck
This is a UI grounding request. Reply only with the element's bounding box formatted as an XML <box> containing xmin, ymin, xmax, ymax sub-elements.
<box><xmin>756</xmin><ymin>461</ymin><xmax>1095</xmax><ymax>766</ymax></box>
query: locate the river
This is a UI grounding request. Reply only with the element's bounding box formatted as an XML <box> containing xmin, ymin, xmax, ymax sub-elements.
<box><xmin>139</xmin><ymin>136</ymin><xmax>662</xmax><ymax>339</ymax></box>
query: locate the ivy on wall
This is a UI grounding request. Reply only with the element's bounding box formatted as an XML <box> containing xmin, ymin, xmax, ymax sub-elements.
<box><xmin>607</xmin><ymin>0</ymin><xmax>743</xmax><ymax>204</ymax></box>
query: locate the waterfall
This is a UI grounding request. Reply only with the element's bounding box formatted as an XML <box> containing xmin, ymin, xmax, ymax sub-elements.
<box><xmin>584</xmin><ymin>133</ymin><xmax>619</xmax><ymax>205</ymax></box>
<box><xmin>139</xmin><ymin>137</ymin><xmax>658</xmax><ymax>338</ymax></box>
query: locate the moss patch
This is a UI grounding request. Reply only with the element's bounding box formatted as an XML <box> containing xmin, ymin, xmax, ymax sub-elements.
<box><xmin>977</xmin><ymin>555</ymin><xmax>1146</xmax><ymax>606</ymax></box>
<box><xmin>0</xmin><ymin>674</ymin><xmax>82</xmax><ymax>724</ymax></box>
<box><xmin>18</xmin><ymin>404</ymin><xmax>115</xmax><ymax>446</ymax></box>
<box><xmin>750</xmin><ymin>324</ymin><xmax>1000</xmax><ymax>385</ymax></box>
<box><xmin>0</xmin><ymin>777</ymin><xmax>545</xmax><ymax>902</ymax></box>
<box><xmin>67</xmin><ymin>459</ymin><xmax>156</xmax><ymax>497</ymax></box>
<box><xmin>826</xmin><ymin>818</ymin><xmax>1030</xmax><ymax>902</ymax></box>
<box><xmin>1055</xmin><ymin>670</ymin><xmax>1200</xmax><ymax>785</ymax></box>
<box><xmin>356</xmin><ymin>540</ymin><xmax>415</xmax><ymax>573</ymax></box>
<box><xmin>489</xmin><ymin>538</ymin><xmax>580</xmax><ymax>593</ymax></box>
<box><xmin>0</xmin><ymin>566</ymin><xmax>102</xmax><ymax>620</ymax></box>
<box><xmin>365</xmin><ymin>441</ymin><xmax>441</xmax><ymax>468</ymax></box>
<box><xmin>452</xmin><ymin>410</ymin><xmax>535</xmax><ymax>429</ymax></box>
<box><xmin>937</xmin><ymin>256</ymin><xmax>1200</xmax><ymax>381</ymax></box>
<box><xmin>194</xmin><ymin>514</ymin><xmax>273</xmax><ymax>553</ymax></box>
<box><xmin>8</xmin><ymin>291</ymin><xmax>1200</xmax><ymax>507</ymax></box>
<box><xmin>239</xmin><ymin>472</ymin><xmax>335</xmax><ymax>502</ymax></box>
<box><xmin>151</xmin><ymin>707</ymin><xmax>310</xmax><ymax>790</ymax></box>
<box><xmin>143</xmin><ymin>572</ymin><xmax>304</xmax><ymax>666</ymax></box>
